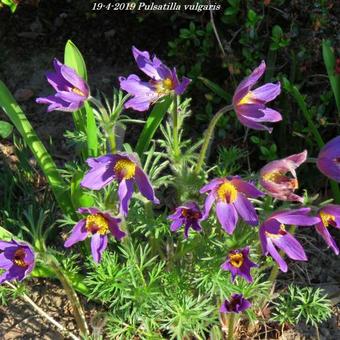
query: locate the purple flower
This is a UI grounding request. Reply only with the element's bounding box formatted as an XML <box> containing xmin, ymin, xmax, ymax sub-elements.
<box><xmin>64</xmin><ymin>208</ymin><xmax>125</xmax><ymax>263</ymax></box>
<box><xmin>200</xmin><ymin>176</ymin><xmax>264</xmax><ymax>234</ymax></box>
<box><xmin>260</xmin><ymin>150</ymin><xmax>307</xmax><ymax>202</ymax></box>
<box><xmin>220</xmin><ymin>294</ymin><xmax>251</xmax><ymax>314</ymax></box>
<box><xmin>232</xmin><ymin>61</ymin><xmax>282</xmax><ymax>132</ymax></box>
<box><xmin>221</xmin><ymin>246</ymin><xmax>258</xmax><ymax>283</ymax></box>
<box><xmin>168</xmin><ymin>202</ymin><xmax>204</xmax><ymax>239</ymax></box>
<box><xmin>315</xmin><ymin>205</ymin><xmax>340</xmax><ymax>255</ymax></box>
<box><xmin>81</xmin><ymin>152</ymin><xmax>159</xmax><ymax>216</ymax></box>
<box><xmin>119</xmin><ymin>46</ymin><xmax>191</xmax><ymax>111</ymax></box>
<box><xmin>259</xmin><ymin>208</ymin><xmax>320</xmax><ymax>272</ymax></box>
<box><xmin>0</xmin><ymin>240</ymin><xmax>35</xmax><ymax>283</ymax></box>
<box><xmin>317</xmin><ymin>136</ymin><xmax>340</xmax><ymax>182</ymax></box>
<box><xmin>36</xmin><ymin>58</ymin><xmax>89</xmax><ymax>112</ymax></box>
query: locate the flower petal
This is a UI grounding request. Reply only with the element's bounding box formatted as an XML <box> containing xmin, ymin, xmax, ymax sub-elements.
<box><xmin>233</xmin><ymin>194</ymin><xmax>258</xmax><ymax>225</ymax></box>
<box><xmin>266</xmin><ymin>238</ymin><xmax>288</xmax><ymax>272</ymax></box>
<box><xmin>135</xmin><ymin>167</ymin><xmax>159</xmax><ymax>204</ymax></box>
<box><xmin>64</xmin><ymin>219</ymin><xmax>87</xmax><ymax>248</ymax></box>
<box><xmin>118</xmin><ymin>179</ymin><xmax>134</xmax><ymax>216</ymax></box>
<box><xmin>216</xmin><ymin>201</ymin><xmax>238</xmax><ymax>234</ymax></box>
<box><xmin>91</xmin><ymin>234</ymin><xmax>107</xmax><ymax>263</ymax></box>
<box><xmin>251</xmin><ymin>82</ymin><xmax>281</xmax><ymax>103</ymax></box>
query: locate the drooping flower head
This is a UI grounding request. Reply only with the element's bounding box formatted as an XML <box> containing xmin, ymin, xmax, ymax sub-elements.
<box><xmin>81</xmin><ymin>152</ymin><xmax>159</xmax><ymax>216</ymax></box>
<box><xmin>315</xmin><ymin>205</ymin><xmax>340</xmax><ymax>255</ymax></box>
<box><xmin>317</xmin><ymin>136</ymin><xmax>340</xmax><ymax>182</ymax></box>
<box><xmin>260</xmin><ymin>150</ymin><xmax>307</xmax><ymax>202</ymax></box>
<box><xmin>0</xmin><ymin>240</ymin><xmax>35</xmax><ymax>283</ymax></box>
<box><xmin>200</xmin><ymin>176</ymin><xmax>264</xmax><ymax>234</ymax></box>
<box><xmin>221</xmin><ymin>246</ymin><xmax>258</xmax><ymax>283</ymax></box>
<box><xmin>119</xmin><ymin>46</ymin><xmax>191</xmax><ymax>111</ymax></box>
<box><xmin>64</xmin><ymin>208</ymin><xmax>125</xmax><ymax>263</ymax></box>
<box><xmin>36</xmin><ymin>58</ymin><xmax>89</xmax><ymax>112</ymax></box>
<box><xmin>259</xmin><ymin>208</ymin><xmax>320</xmax><ymax>272</ymax></box>
<box><xmin>220</xmin><ymin>294</ymin><xmax>251</xmax><ymax>314</ymax></box>
<box><xmin>232</xmin><ymin>61</ymin><xmax>282</xmax><ymax>132</ymax></box>
<box><xmin>168</xmin><ymin>202</ymin><xmax>204</xmax><ymax>239</ymax></box>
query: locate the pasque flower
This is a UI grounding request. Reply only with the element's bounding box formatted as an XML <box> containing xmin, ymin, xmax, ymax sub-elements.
<box><xmin>221</xmin><ymin>246</ymin><xmax>258</xmax><ymax>283</ymax></box>
<box><xmin>119</xmin><ymin>46</ymin><xmax>191</xmax><ymax>111</ymax></box>
<box><xmin>64</xmin><ymin>208</ymin><xmax>125</xmax><ymax>263</ymax></box>
<box><xmin>168</xmin><ymin>202</ymin><xmax>204</xmax><ymax>239</ymax></box>
<box><xmin>81</xmin><ymin>152</ymin><xmax>159</xmax><ymax>216</ymax></box>
<box><xmin>232</xmin><ymin>61</ymin><xmax>282</xmax><ymax>132</ymax></box>
<box><xmin>259</xmin><ymin>208</ymin><xmax>320</xmax><ymax>272</ymax></box>
<box><xmin>36</xmin><ymin>58</ymin><xmax>89</xmax><ymax>112</ymax></box>
<box><xmin>260</xmin><ymin>150</ymin><xmax>307</xmax><ymax>202</ymax></box>
<box><xmin>200</xmin><ymin>176</ymin><xmax>264</xmax><ymax>234</ymax></box>
<box><xmin>315</xmin><ymin>205</ymin><xmax>340</xmax><ymax>255</ymax></box>
<box><xmin>317</xmin><ymin>136</ymin><xmax>340</xmax><ymax>182</ymax></box>
<box><xmin>0</xmin><ymin>240</ymin><xmax>35</xmax><ymax>283</ymax></box>
<box><xmin>220</xmin><ymin>294</ymin><xmax>251</xmax><ymax>314</ymax></box>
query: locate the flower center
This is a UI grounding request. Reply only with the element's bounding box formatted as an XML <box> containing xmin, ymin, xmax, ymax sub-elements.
<box><xmin>217</xmin><ymin>181</ymin><xmax>238</xmax><ymax>203</ymax></box>
<box><xmin>229</xmin><ymin>252</ymin><xmax>244</xmax><ymax>268</ymax></box>
<box><xmin>238</xmin><ymin>91</ymin><xmax>256</xmax><ymax>106</ymax></box>
<box><xmin>265</xmin><ymin>224</ymin><xmax>287</xmax><ymax>239</ymax></box>
<box><xmin>320</xmin><ymin>211</ymin><xmax>336</xmax><ymax>228</ymax></box>
<box><xmin>71</xmin><ymin>87</ymin><xmax>86</xmax><ymax>97</ymax></box>
<box><xmin>262</xmin><ymin>171</ymin><xmax>298</xmax><ymax>189</ymax></box>
<box><xmin>181</xmin><ymin>208</ymin><xmax>201</xmax><ymax>220</ymax></box>
<box><xmin>13</xmin><ymin>247</ymin><xmax>28</xmax><ymax>268</ymax></box>
<box><xmin>154</xmin><ymin>78</ymin><xmax>174</xmax><ymax>95</ymax></box>
<box><xmin>114</xmin><ymin>159</ymin><xmax>136</xmax><ymax>180</ymax></box>
<box><xmin>85</xmin><ymin>214</ymin><xmax>109</xmax><ymax>235</ymax></box>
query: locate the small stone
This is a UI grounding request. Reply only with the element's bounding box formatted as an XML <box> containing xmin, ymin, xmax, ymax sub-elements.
<box><xmin>14</xmin><ymin>88</ymin><xmax>34</xmax><ymax>102</ymax></box>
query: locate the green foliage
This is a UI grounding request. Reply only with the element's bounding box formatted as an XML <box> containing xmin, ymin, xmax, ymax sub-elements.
<box><xmin>272</xmin><ymin>285</ymin><xmax>332</xmax><ymax>327</ymax></box>
<box><xmin>0</xmin><ymin>0</ymin><xmax>18</xmax><ymax>13</ymax></box>
<box><xmin>0</xmin><ymin>120</ymin><xmax>13</xmax><ymax>138</ymax></box>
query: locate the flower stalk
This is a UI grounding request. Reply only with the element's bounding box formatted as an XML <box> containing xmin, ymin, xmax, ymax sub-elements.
<box><xmin>195</xmin><ymin>104</ymin><xmax>233</xmax><ymax>174</ymax></box>
<box><xmin>89</xmin><ymin>96</ymin><xmax>116</xmax><ymax>152</ymax></box>
<box><xmin>48</xmin><ymin>255</ymin><xmax>89</xmax><ymax>337</ymax></box>
<box><xmin>172</xmin><ymin>93</ymin><xmax>180</xmax><ymax>158</ymax></box>
<box><xmin>227</xmin><ymin>313</ymin><xmax>235</xmax><ymax>340</ymax></box>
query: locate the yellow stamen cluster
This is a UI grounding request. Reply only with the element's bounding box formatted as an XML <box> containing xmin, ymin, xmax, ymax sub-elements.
<box><xmin>13</xmin><ymin>248</ymin><xmax>27</xmax><ymax>268</ymax></box>
<box><xmin>263</xmin><ymin>171</ymin><xmax>298</xmax><ymax>189</ymax></box>
<box><xmin>86</xmin><ymin>214</ymin><xmax>109</xmax><ymax>235</ymax></box>
<box><xmin>320</xmin><ymin>211</ymin><xmax>335</xmax><ymax>228</ymax></box>
<box><xmin>114</xmin><ymin>159</ymin><xmax>136</xmax><ymax>180</ymax></box>
<box><xmin>229</xmin><ymin>253</ymin><xmax>244</xmax><ymax>268</ymax></box>
<box><xmin>72</xmin><ymin>87</ymin><xmax>86</xmax><ymax>96</ymax></box>
<box><xmin>238</xmin><ymin>91</ymin><xmax>255</xmax><ymax>106</ymax></box>
<box><xmin>155</xmin><ymin>78</ymin><xmax>174</xmax><ymax>95</ymax></box>
<box><xmin>217</xmin><ymin>181</ymin><xmax>238</xmax><ymax>203</ymax></box>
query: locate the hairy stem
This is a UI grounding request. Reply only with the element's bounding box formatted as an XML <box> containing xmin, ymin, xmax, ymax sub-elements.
<box><xmin>49</xmin><ymin>256</ymin><xmax>89</xmax><ymax>337</ymax></box>
<box><xmin>89</xmin><ymin>96</ymin><xmax>116</xmax><ymax>152</ymax></box>
<box><xmin>227</xmin><ymin>313</ymin><xmax>235</xmax><ymax>340</ymax></box>
<box><xmin>172</xmin><ymin>94</ymin><xmax>180</xmax><ymax>158</ymax></box>
<box><xmin>195</xmin><ymin>104</ymin><xmax>233</xmax><ymax>174</ymax></box>
<box><xmin>5</xmin><ymin>281</ymin><xmax>80</xmax><ymax>340</ymax></box>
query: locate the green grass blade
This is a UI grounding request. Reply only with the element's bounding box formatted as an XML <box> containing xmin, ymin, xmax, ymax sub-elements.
<box><xmin>64</xmin><ymin>40</ymin><xmax>88</xmax><ymax>133</ymax></box>
<box><xmin>0</xmin><ymin>80</ymin><xmax>73</xmax><ymax>214</ymax></box>
<box><xmin>71</xmin><ymin>169</ymin><xmax>95</xmax><ymax>209</ymax></box>
<box><xmin>322</xmin><ymin>40</ymin><xmax>340</xmax><ymax>113</ymax></box>
<box><xmin>135</xmin><ymin>96</ymin><xmax>172</xmax><ymax>158</ymax></box>
<box><xmin>84</xmin><ymin>101</ymin><xmax>98</xmax><ymax>157</ymax></box>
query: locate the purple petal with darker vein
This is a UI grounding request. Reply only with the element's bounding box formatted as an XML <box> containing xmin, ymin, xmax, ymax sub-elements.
<box><xmin>91</xmin><ymin>233</ymin><xmax>107</xmax><ymax>263</ymax></box>
<box><xmin>135</xmin><ymin>167</ymin><xmax>159</xmax><ymax>204</ymax></box>
<box><xmin>175</xmin><ymin>76</ymin><xmax>191</xmax><ymax>95</ymax></box>
<box><xmin>266</xmin><ymin>238</ymin><xmax>288</xmax><ymax>272</ymax></box>
<box><xmin>251</xmin><ymin>82</ymin><xmax>281</xmax><ymax>103</ymax></box>
<box><xmin>237</xmin><ymin>114</ymin><xmax>273</xmax><ymax>132</ymax></box>
<box><xmin>81</xmin><ymin>163</ymin><xmax>116</xmax><ymax>190</ymax></box>
<box><xmin>170</xmin><ymin>219</ymin><xmax>183</xmax><ymax>231</ymax></box>
<box><xmin>202</xmin><ymin>193</ymin><xmax>215</xmax><ymax>219</ymax></box>
<box><xmin>107</xmin><ymin>216</ymin><xmax>126</xmax><ymax>241</ymax></box>
<box><xmin>132</xmin><ymin>46</ymin><xmax>162</xmax><ymax>80</ymax></box>
<box><xmin>0</xmin><ymin>253</ymin><xmax>14</xmax><ymax>270</ymax></box>
<box><xmin>77</xmin><ymin>207</ymin><xmax>100</xmax><ymax>215</ymax></box>
<box><xmin>216</xmin><ymin>201</ymin><xmax>238</xmax><ymax>234</ymax></box>
<box><xmin>273</xmin><ymin>211</ymin><xmax>320</xmax><ymax>226</ymax></box>
<box><xmin>118</xmin><ymin>179</ymin><xmax>134</xmax><ymax>216</ymax></box>
<box><xmin>60</xmin><ymin>63</ymin><xmax>89</xmax><ymax>96</ymax></box>
<box><xmin>233</xmin><ymin>194</ymin><xmax>258</xmax><ymax>225</ymax></box>
<box><xmin>231</xmin><ymin>178</ymin><xmax>264</xmax><ymax>198</ymax></box>
<box><xmin>64</xmin><ymin>219</ymin><xmax>87</xmax><ymax>248</ymax></box>
<box><xmin>317</xmin><ymin>157</ymin><xmax>340</xmax><ymax>182</ymax></box>
<box><xmin>272</xmin><ymin>233</ymin><xmax>307</xmax><ymax>261</ymax></box>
